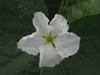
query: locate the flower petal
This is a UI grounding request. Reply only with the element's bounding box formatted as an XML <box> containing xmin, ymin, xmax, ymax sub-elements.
<box><xmin>39</xmin><ymin>44</ymin><xmax>62</xmax><ymax>67</ymax></box>
<box><xmin>50</xmin><ymin>14</ymin><xmax>69</xmax><ymax>37</ymax></box>
<box><xmin>33</xmin><ymin>12</ymin><xmax>53</xmax><ymax>36</ymax></box>
<box><xmin>55</xmin><ymin>32</ymin><xmax>80</xmax><ymax>59</ymax></box>
<box><xmin>17</xmin><ymin>32</ymin><xmax>45</xmax><ymax>55</ymax></box>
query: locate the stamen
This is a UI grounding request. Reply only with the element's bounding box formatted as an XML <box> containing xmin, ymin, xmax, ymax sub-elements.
<box><xmin>49</xmin><ymin>32</ymin><xmax>51</xmax><ymax>36</ymax></box>
<box><xmin>42</xmin><ymin>36</ymin><xmax>45</xmax><ymax>38</ymax></box>
<box><xmin>44</xmin><ymin>42</ymin><xmax>47</xmax><ymax>45</ymax></box>
<box><xmin>52</xmin><ymin>43</ymin><xmax>55</xmax><ymax>48</ymax></box>
<box><xmin>54</xmin><ymin>35</ymin><xmax>57</xmax><ymax>38</ymax></box>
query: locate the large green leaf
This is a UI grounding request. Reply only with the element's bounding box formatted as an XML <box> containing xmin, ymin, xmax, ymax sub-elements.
<box><xmin>0</xmin><ymin>0</ymin><xmax>100</xmax><ymax>75</ymax></box>
<box><xmin>63</xmin><ymin>0</ymin><xmax>100</xmax><ymax>23</ymax></box>
<box><xmin>75</xmin><ymin>0</ymin><xmax>87</xmax><ymax>4</ymax></box>
<box><xmin>40</xmin><ymin>13</ymin><xmax>100</xmax><ymax>75</ymax></box>
<box><xmin>0</xmin><ymin>0</ymin><xmax>48</xmax><ymax>75</ymax></box>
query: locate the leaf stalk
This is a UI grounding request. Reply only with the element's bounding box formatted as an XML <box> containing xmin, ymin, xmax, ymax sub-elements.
<box><xmin>57</xmin><ymin>0</ymin><xmax>69</xmax><ymax>14</ymax></box>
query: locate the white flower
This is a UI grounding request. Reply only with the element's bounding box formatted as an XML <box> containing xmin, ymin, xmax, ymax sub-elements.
<box><xmin>17</xmin><ymin>12</ymin><xmax>80</xmax><ymax>67</ymax></box>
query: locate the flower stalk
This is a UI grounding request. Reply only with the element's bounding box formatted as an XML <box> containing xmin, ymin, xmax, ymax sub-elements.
<box><xmin>57</xmin><ymin>0</ymin><xmax>69</xmax><ymax>14</ymax></box>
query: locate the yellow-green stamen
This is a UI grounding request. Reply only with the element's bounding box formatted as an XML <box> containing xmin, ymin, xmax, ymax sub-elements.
<box><xmin>47</xmin><ymin>37</ymin><xmax>52</xmax><ymax>42</ymax></box>
<box><xmin>45</xmin><ymin>35</ymin><xmax>54</xmax><ymax>43</ymax></box>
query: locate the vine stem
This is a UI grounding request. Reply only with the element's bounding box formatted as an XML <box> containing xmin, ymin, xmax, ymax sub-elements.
<box><xmin>57</xmin><ymin>0</ymin><xmax>69</xmax><ymax>14</ymax></box>
<box><xmin>57</xmin><ymin>0</ymin><xmax>65</xmax><ymax>14</ymax></box>
<box><xmin>65</xmin><ymin>0</ymin><xmax>69</xmax><ymax>7</ymax></box>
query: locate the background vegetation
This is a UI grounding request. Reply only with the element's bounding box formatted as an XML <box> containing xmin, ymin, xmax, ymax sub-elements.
<box><xmin>0</xmin><ymin>0</ymin><xmax>100</xmax><ymax>75</ymax></box>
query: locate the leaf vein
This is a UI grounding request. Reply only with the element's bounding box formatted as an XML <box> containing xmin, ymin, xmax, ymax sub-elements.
<box><xmin>61</xmin><ymin>61</ymin><xmax>66</xmax><ymax>75</ymax></box>
<box><xmin>77</xmin><ymin>53</ymin><xmax>96</xmax><ymax>75</ymax></box>
<box><xmin>15</xmin><ymin>7</ymin><xmax>35</xmax><ymax>31</ymax></box>
<box><xmin>0</xmin><ymin>53</ymin><xmax>25</xmax><ymax>69</ymax></box>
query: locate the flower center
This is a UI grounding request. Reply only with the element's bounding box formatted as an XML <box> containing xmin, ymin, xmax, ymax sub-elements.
<box><xmin>47</xmin><ymin>37</ymin><xmax>52</xmax><ymax>42</ymax></box>
<box><xmin>45</xmin><ymin>35</ymin><xmax>54</xmax><ymax>43</ymax></box>
<box><xmin>44</xmin><ymin>34</ymin><xmax>57</xmax><ymax>48</ymax></box>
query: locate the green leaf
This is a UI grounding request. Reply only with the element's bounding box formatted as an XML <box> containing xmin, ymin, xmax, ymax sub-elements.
<box><xmin>40</xmin><ymin>13</ymin><xmax>100</xmax><ymax>75</ymax></box>
<box><xmin>0</xmin><ymin>0</ymin><xmax>48</xmax><ymax>75</ymax></box>
<box><xmin>63</xmin><ymin>0</ymin><xmax>100</xmax><ymax>23</ymax></box>
<box><xmin>0</xmin><ymin>0</ymin><xmax>100</xmax><ymax>75</ymax></box>
<box><xmin>75</xmin><ymin>0</ymin><xmax>87</xmax><ymax>4</ymax></box>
